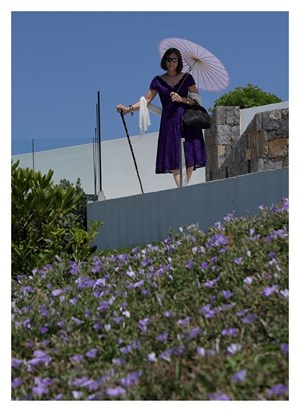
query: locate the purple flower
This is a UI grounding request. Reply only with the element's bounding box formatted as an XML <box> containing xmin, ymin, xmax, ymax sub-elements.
<box><xmin>158</xmin><ymin>349</ymin><xmax>173</xmax><ymax>362</ymax></box>
<box><xmin>147</xmin><ymin>352</ymin><xmax>157</xmax><ymax>362</ymax></box>
<box><xmin>221</xmin><ymin>328</ymin><xmax>238</xmax><ymax>336</ymax></box>
<box><xmin>126</xmin><ymin>268</ymin><xmax>136</xmax><ymax>279</ymax></box>
<box><xmin>57</xmin><ymin>320</ymin><xmax>66</xmax><ymax>328</ymax></box>
<box><xmin>120</xmin><ymin>340</ymin><xmax>140</xmax><ymax>355</ymax></box>
<box><xmin>185</xmin><ymin>260</ymin><xmax>194</xmax><ymax>269</ymax></box>
<box><xmin>203</xmin><ymin>276</ymin><xmax>220</xmax><ymax>288</ymax></box>
<box><xmin>200</xmin><ymin>304</ymin><xmax>218</xmax><ymax>318</ymax></box>
<box><xmin>267</xmin><ymin>384</ymin><xmax>288</xmax><ymax>397</ymax></box>
<box><xmin>280</xmin><ymin>343</ymin><xmax>289</xmax><ymax>355</ymax></box>
<box><xmin>164</xmin><ymin>310</ymin><xmax>172</xmax><ymax>318</ymax></box>
<box><xmin>236</xmin><ymin>309</ymin><xmax>249</xmax><ymax>317</ymax></box>
<box><xmin>209</xmin><ymin>391</ymin><xmax>231</xmax><ymax>400</ymax></box>
<box><xmin>53</xmin><ymin>393</ymin><xmax>64</xmax><ymax>400</ymax></box>
<box><xmin>112</xmin><ymin>358</ymin><xmax>126</xmax><ymax>366</ymax></box>
<box><xmin>39</xmin><ymin>326</ymin><xmax>49</xmax><ymax>334</ymax></box>
<box><xmin>262</xmin><ymin>285</ymin><xmax>278</xmax><ymax>297</ymax></box>
<box><xmin>85</xmin><ymin>348</ymin><xmax>98</xmax><ymax>359</ymax></box>
<box><xmin>71</xmin><ymin>316</ymin><xmax>84</xmax><ymax>325</ymax></box>
<box><xmin>188</xmin><ymin>327</ymin><xmax>202</xmax><ymax>339</ymax></box>
<box><xmin>241</xmin><ymin>313</ymin><xmax>257</xmax><ymax>324</ymax></box>
<box><xmin>22</xmin><ymin>285</ymin><xmax>34</xmax><ymax>294</ymax></box>
<box><xmin>280</xmin><ymin>289</ymin><xmax>289</xmax><ymax>298</ymax></box>
<box><xmin>201</xmin><ymin>261</ymin><xmax>209</xmax><ymax>270</ymax></box>
<box><xmin>106</xmin><ymin>386</ymin><xmax>126</xmax><ymax>397</ymax></box>
<box><xmin>69</xmin><ymin>261</ymin><xmax>80</xmax><ymax>275</ymax></box>
<box><xmin>113</xmin><ymin>316</ymin><xmax>124</xmax><ymax>325</ymax></box>
<box><xmin>40</xmin><ymin>304</ymin><xmax>49</xmax><ymax>317</ymax></box>
<box><xmin>11</xmin><ymin>358</ymin><xmax>23</xmax><ymax>368</ymax></box>
<box><xmin>69</xmin><ymin>354</ymin><xmax>84</xmax><ymax>363</ymax></box>
<box><xmin>206</xmin><ymin>233</ymin><xmax>228</xmax><ymax>249</ymax></box>
<box><xmin>27</xmin><ymin>350</ymin><xmax>51</xmax><ymax>368</ymax></box>
<box><xmin>177</xmin><ymin>317</ymin><xmax>191</xmax><ymax>327</ymax></box>
<box><xmin>133</xmin><ymin>280</ymin><xmax>144</xmax><ymax>288</ymax></box>
<box><xmin>233</xmin><ymin>257</ymin><xmax>243</xmax><ymax>265</ymax></box>
<box><xmin>93</xmin><ymin>278</ymin><xmax>106</xmax><ymax>297</ymax></box>
<box><xmin>227</xmin><ymin>343</ymin><xmax>242</xmax><ymax>355</ymax></box>
<box><xmin>223</xmin><ymin>212</ymin><xmax>235</xmax><ymax>223</ymax></box>
<box><xmin>32</xmin><ymin>377</ymin><xmax>53</xmax><ymax>396</ymax></box>
<box><xmin>120</xmin><ymin>371</ymin><xmax>142</xmax><ymax>388</ymax></box>
<box><xmin>231</xmin><ymin>369</ymin><xmax>247</xmax><ymax>383</ymax></box>
<box><xmin>213</xmin><ymin>221</ymin><xmax>225</xmax><ymax>231</ymax></box>
<box><xmin>51</xmin><ymin>289</ymin><xmax>63</xmax><ymax>297</ymax></box>
<box><xmin>138</xmin><ymin>317</ymin><xmax>152</xmax><ymax>333</ymax></box>
<box><xmin>72</xmin><ymin>390</ymin><xmax>83</xmax><ymax>399</ymax></box>
<box><xmin>243</xmin><ymin>276</ymin><xmax>253</xmax><ymax>285</ymax></box>
<box><xmin>172</xmin><ymin>346</ymin><xmax>185</xmax><ymax>356</ymax></box>
<box><xmin>32</xmin><ymin>384</ymin><xmax>49</xmax><ymax>396</ymax></box>
<box><xmin>196</xmin><ymin>347</ymin><xmax>206</xmax><ymax>357</ymax></box>
<box><xmin>222</xmin><ymin>290</ymin><xmax>234</xmax><ymax>299</ymax></box>
<box><xmin>156</xmin><ymin>331</ymin><xmax>169</xmax><ymax>342</ymax></box>
<box><xmin>12</xmin><ymin>377</ymin><xmax>22</xmax><ymax>389</ymax></box>
<box><xmin>91</xmin><ymin>257</ymin><xmax>102</xmax><ymax>273</ymax></box>
<box><xmin>56</xmin><ymin>320</ymin><xmax>66</xmax><ymax>328</ymax></box>
<box><xmin>97</xmin><ymin>301</ymin><xmax>111</xmax><ymax>312</ymax></box>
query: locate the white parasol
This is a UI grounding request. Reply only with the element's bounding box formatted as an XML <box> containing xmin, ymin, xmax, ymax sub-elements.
<box><xmin>158</xmin><ymin>37</ymin><xmax>229</xmax><ymax>92</ymax></box>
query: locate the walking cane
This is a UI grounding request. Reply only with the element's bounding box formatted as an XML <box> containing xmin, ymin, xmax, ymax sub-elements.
<box><xmin>119</xmin><ymin>111</ymin><xmax>144</xmax><ymax>194</ymax></box>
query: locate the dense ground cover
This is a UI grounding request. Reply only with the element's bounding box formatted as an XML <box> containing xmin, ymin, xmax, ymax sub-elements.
<box><xmin>11</xmin><ymin>198</ymin><xmax>288</xmax><ymax>400</ymax></box>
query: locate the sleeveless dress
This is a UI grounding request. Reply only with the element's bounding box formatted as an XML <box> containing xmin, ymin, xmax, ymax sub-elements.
<box><xmin>149</xmin><ymin>73</ymin><xmax>206</xmax><ymax>174</ymax></box>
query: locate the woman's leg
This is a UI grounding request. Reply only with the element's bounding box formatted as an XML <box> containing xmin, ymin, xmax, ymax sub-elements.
<box><xmin>172</xmin><ymin>169</ymin><xmax>180</xmax><ymax>187</ymax></box>
<box><xmin>186</xmin><ymin>166</ymin><xmax>194</xmax><ymax>184</ymax></box>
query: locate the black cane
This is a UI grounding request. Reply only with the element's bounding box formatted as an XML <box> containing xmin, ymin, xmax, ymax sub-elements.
<box><xmin>119</xmin><ymin>111</ymin><xmax>144</xmax><ymax>194</ymax></box>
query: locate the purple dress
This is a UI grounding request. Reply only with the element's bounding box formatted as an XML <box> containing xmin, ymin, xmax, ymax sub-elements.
<box><xmin>150</xmin><ymin>73</ymin><xmax>206</xmax><ymax>174</ymax></box>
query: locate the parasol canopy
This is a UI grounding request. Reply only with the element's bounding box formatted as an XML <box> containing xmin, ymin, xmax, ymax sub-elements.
<box><xmin>158</xmin><ymin>37</ymin><xmax>229</xmax><ymax>92</ymax></box>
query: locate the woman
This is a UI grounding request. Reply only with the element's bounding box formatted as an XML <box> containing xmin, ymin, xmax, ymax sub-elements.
<box><xmin>116</xmin><ymin>48</ymin><xmax>206</xmax><ymax>187</ymax></box>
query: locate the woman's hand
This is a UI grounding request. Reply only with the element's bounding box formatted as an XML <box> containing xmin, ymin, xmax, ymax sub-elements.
<box><xmin>116</xmin><ymin>104</ymin><xmax>130</xmax><ymax>115</ymax></box>
<box><xmin>170</xmin><ymin>92</ymin><xmax>183</xmax><ymax>103</ymax></box>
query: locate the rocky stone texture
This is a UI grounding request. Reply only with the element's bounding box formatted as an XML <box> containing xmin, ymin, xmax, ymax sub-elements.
<box><xmin>205</xmin><ymin>107</ymin><xmax>289</xmax><ymax>181</ymax></box>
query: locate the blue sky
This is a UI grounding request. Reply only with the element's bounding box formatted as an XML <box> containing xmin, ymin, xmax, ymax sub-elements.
<box><xmin>11</xmin><ymin>9</ymin><xmax>289</xmax><ymax>154</ymax></box>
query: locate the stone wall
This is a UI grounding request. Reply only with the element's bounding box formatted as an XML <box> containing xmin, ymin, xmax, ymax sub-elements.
<box><xmin>205</xmin><ymin>106</ymin><xmax>289</xmax><ymax>181</ymax></box>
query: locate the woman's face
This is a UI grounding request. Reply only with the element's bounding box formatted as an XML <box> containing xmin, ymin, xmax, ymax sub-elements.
<box><xmin>166</xmin><ymin>53</ymin><xmax>179</xmax><ymax>71</ymax></box>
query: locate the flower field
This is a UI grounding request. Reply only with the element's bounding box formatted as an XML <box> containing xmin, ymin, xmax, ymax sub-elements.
<box><xmin>11</xmin><ymin>198</ymin><xmax>289</xmax><ymax>400</ymax></box>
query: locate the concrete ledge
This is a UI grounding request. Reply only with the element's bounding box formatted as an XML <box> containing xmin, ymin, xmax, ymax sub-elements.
<box><xmin>87</xmin><ymin>167</ymin><xmax>288</xmax><ymax>250</ymax></box>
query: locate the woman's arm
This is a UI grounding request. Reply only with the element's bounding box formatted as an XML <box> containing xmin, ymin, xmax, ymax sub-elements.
<box><xmin>116</xmin><ymin>89</ymin><xmax>158</xmax><ymax>115</ymax></box>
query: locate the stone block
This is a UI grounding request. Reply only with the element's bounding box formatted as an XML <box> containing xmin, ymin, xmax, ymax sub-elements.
<box><xmin>257</xmin><ymin>131</ymin><xmax>268</xmax><ymax>157</ymax></box>
<box><xmin>218</xmin><ymin>145</ymin><xmax>226</xmax><ymax>157</ymax></box>
<box><xmin>215</xmin><ymin>107</ymin><xmax>225</xmax><ymax>124</ymax></box>
<box><xmin>268</xmin><ymin>138</ymin><xmax>288</xmax><ymax>158</ymax></box>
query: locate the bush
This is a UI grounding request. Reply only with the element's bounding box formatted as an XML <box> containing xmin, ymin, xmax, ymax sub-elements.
<box><xmin>211</xmin><ymin>84</ymin><xmax>282</xmax><ymax>111</ymax></box>
<box><xmin>11</xmin><ymin>198</ymin><xmax>288</xmax><ymax>400</ymax></box>
<box><xmin>11</xmin><ymin>161</ymin><xmax>101</xmax><ymax>277</ymax></box>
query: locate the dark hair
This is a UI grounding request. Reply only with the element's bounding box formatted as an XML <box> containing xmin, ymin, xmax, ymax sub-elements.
<box><xmin>160</xmin><ymin>48</ymin><xmax>183</xmax><ymax>73</ymax></box>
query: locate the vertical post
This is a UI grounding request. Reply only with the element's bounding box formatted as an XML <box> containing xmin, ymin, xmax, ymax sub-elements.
<box><xmin>97</xmin><ymin>91</ymin><xmax>102</xmax><ymax>192</ymax></box>
<box><xmin>92</xmin><ymin>131</ymin><xmax>97</xmax><ymax>195</ymax></box>
<box><xmin>32</xmin><ymin>138</ymin><xmax>35</xmax><ymax>171</ymax></box>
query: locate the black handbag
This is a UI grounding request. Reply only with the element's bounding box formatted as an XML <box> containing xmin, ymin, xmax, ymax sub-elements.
<box><xmin>175</xmin><ymin>72</ymin><xmax>211</xmax><ymax>130</ymax></box>
<box><xmin>183</xmin><ymin>105</ymin><xmax>211</xmax><ymax>130</ymax></box>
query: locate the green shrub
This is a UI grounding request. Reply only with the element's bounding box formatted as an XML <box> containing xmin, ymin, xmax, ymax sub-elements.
<box><xmin>211</xmin><ymin>84</ymin><xmax>282</xmax><ymax>111</ymax></box>
<box><xmin>11</xmin><ymin>161</ymin><xmax>101</xmax><ymax>277</ymax></box>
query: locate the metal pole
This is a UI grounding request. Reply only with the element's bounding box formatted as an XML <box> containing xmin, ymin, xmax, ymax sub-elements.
<box><xmin>96</xmin><ymin>91</ymin><xmax>102</xmax><ymax>192</ymax></box>
<box><xmin>32</xmin><ymin>138</ymin><xmax>35</xmax><ymax>171</ymax></box>
<box><xmin>92</xmin><ymin>131</ymin><xmax>97</xmax><ymax>195</ymax></box>
<box><xmin>120</xmin><ymin>112</ymin><xmax>144</xmax><ymax>194</ymax></box>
